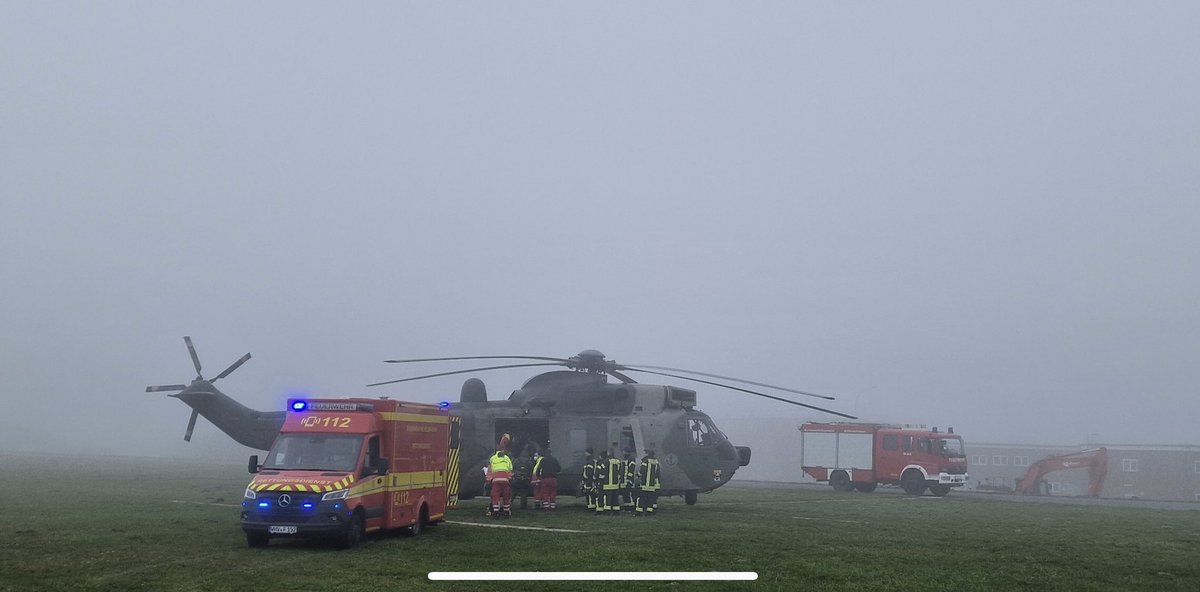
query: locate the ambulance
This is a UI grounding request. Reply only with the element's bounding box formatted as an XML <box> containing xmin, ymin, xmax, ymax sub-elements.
<box><xmin>241</xmin><ymin>398</ymin><xmax>461</xmax><ymax>548</ymax></box>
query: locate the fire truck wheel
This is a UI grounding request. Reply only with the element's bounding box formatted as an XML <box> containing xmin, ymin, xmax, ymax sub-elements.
<box><xmin>901</xmin><ymin>470</ymin><xmax>926</xmax><ymax>496</ymax></box>
<box><xmin>930</xmin><ymin>485</ymin><xmax>952</xmax><ymax>497</ymax></box>
<box><xmin>336</xmin><ymin>513</ymin><xmax>364</xmax><ymax>549</ymax></box>
<box><xmin>853</xmin><ymin>482</ymin><xmax>877</xmax><ymax>493</ymax></box>
<box><xmin>829</xmin><ymin>471</ymin><xmax>852</xmax><ymax>492</ymax></box>
<box><xmin>246</xmin><ymin>532</ymin><xmax>269</xmax><ymax>548</ymax></box>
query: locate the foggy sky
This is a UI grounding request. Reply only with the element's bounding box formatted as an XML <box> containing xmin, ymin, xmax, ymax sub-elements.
<box><xmin>2</xmin><ymin>2</ymin><xmax>1198</xmax><ymax>465</ymax></box>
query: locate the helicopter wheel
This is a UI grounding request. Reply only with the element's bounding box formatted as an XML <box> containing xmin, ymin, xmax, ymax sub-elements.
<box><xmin>684</xmin><ymin>490</ymin><xmax>698</xmax><ymax>505</ymax></box>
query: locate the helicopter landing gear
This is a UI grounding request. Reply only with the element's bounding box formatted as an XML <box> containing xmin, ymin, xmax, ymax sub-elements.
<box><xmin>684</xmin><ymin>490</ymin><xmax>698</xmax><ymax>505</ymax></box>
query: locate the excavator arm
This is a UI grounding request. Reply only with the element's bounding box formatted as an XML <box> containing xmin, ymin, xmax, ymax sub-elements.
<box><xmin>1015</xmin><ymin>448</ymin><xmax>1108</xmax><ymax>497</ymax></box>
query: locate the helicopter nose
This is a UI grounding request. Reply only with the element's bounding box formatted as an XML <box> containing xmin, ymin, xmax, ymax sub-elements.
<box><xmin>736</xmin><ymin>446</ymin><xmax>751</xmax><ymax>467</ymax></box>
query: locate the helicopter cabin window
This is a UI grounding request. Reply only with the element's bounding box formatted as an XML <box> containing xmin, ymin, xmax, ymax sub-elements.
<box><xmin>688</xmin><ymin>419</ymin><xmax>715</xmax><ymax>447</ymax></box>
<box><xmin>882</xmin><ymin>435</ymin><xmax>899</xmax><ymax>451</ymax></box>
<box><xmin>619</xmin><ymin>427</ymin><xmax>636</xmax><ymax>456</ymax></box>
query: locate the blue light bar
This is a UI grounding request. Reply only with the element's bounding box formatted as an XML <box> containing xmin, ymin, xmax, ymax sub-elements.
<box><xmin>257</xmin><ymin>501</ymin><xmax>269</xmax><ymax>508</ymax></box>
<box><xmin>290</xmin><ymin>401</ymin><xmax>308</xmax><ymax>412</ymax></box>
<box><xmin>302</xmin><ymin>502</ymin><xmax>315</xmax><ymax>509</ymax></box>
<box><xmin>439</xmin><ymin>401</ymin><xmax>450</xmax><ymax>408</ymax></box>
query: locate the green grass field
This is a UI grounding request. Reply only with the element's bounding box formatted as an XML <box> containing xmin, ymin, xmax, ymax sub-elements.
<box><xmin>3</xmin><ymin>453</ymin><xmax>1198</xmax><ymax>592</ymax></box>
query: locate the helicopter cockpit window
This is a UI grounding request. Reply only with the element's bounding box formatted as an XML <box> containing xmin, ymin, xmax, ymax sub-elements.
<box><xmin>688</xmin><ymin>419</ymin><xmax>716</xmax><ymax>447</ymax></box>
<box><xmin>262</xmin><ymin>435</ymin><xmax>363</xmax><ymax>472</ymax></box>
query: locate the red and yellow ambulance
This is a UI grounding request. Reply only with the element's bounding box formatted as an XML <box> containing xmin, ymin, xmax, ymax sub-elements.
<box><xmin>241</xmin><ymin>398</ymin><xmax>461</xmax><ymax>548</ymax></box>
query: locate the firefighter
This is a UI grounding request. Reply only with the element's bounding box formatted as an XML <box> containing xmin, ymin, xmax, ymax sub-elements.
<box><xmin>621</xmin><ymin>451</ymin><xmax>638</xmax><ymax>512</ymax></box>
<box><xmin>580</xmin><ymin>447</ymin><xmax>597</xmax><ymax>510</ymax></box>
<box><xmin>534</xmin><ymin>447</ymin><xmax>562</xmax><ymax>511</ymax></box>
<box><xmin>530</xmin><ymin>450</ymin><xmax>544</xmax><ymax>510</ymax></box>
<box><xmin>637</xmin><ymin>448</ymin><xmax>661</xmax><ymax>516</ymax></box>
<box><xmin>599</xmin><ymin>450</ymin><xmax>623</xmax><ymax>514</ymax></box>
<box><xmin>487</xmin><ymin>448</ymin><xmax>514</xmax><ymax>518</ymax></box>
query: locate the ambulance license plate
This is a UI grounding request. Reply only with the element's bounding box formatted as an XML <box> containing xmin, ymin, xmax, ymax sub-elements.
<box><xmin>269</xmin><ymin>526</ymin><xmax>297</xmax><ymax>534</ymax></box>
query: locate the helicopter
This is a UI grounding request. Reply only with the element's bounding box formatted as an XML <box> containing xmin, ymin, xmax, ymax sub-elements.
<box><xmin>146</xmin><ymin>337</ymin><xmax>855</xmax><ymax>505</ymax></box>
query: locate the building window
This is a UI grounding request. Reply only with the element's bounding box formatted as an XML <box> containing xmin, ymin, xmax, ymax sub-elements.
<box><xmin>1050</xmin><ymin>482</ymin><xmax>1063</xmax><ymax>494</ymax></box>
<box><xmin>1122</xmin><ymin>458</ymin><xmax>1138</xmax><ymax>473</ymax></box>
<box><xmin>1014</xmin><ymin>456</ymin><xmax>1029</xmax><ymax>467</ymax></box>
<box><xmin>992</xmin><ymin>455</ymin><xmax>1008</xmax><ymax>466</ymax></box>
<box><xmin>1194</xmin><ymin>460</ymin><xmax>1200</xmax><ymax>474</ymax></box>
<box><xmin>972</xmin><ymin>455</ymin><xmax>987</xmax><ymax>465</ymax></box>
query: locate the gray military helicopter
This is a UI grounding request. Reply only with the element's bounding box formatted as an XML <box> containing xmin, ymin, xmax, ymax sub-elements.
<box><xmin>147</xmin><ymin>338</ymin><xmax>855</xmax><ymax>505</ymax></box>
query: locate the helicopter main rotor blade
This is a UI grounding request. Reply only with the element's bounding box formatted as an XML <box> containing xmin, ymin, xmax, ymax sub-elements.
<box><xmin>213</xmin><ymin>353</ymin><xmax>251</xmax><ymax>381</ymax></box>
<box><xmin>384</xmin><ymin>355</ymin><xmax>569</xmax><ymax>364</ymax></box>
<box><xmin>146</xmin><ymin>384</ymin><xmax>188</xmax><ymax>392</ymax></box>
<box><xmin>367</xmin><ymin>362</ymin><xmax>566</xmax><ymax>387</ymax></box>
<box><xmin>622</xmin><ymin>364</ymin><xmax>835</xmax><ymax>400</ymax></box>
<box><xmin>623</xmin><ymin>368</ymin><xmax>857</xmax><ymax>419</ymax></box>
<box><xmin>184</xmin><ymin>336</ymin><xmax>203</xmax><ymax>377</ymax></box>
<box><xmin>184</xmin><ymin>409</ymin><xmax>199</xmax><ymax>442</ymax></box>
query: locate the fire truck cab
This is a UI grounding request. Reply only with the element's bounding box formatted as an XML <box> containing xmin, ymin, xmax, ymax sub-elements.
<box><xmin>241</xmin><ymin>398</ymin><xmax>461</xmax><ymax>548</ymax></box>
<box><xmin>800</xmin><ymin>422</ymin><xmax>968</xmax><ymax>496</ymax></box>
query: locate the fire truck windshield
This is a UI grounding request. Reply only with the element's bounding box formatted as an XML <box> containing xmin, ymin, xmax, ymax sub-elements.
<box><xmin>262</xmin><ymin>435</ymin><xmax>363</xmax><ymax>472</ymax></box>
<box><xmin>936</xmin><ymin>438</ymin><xmax>965</xmax><ymax>457</ymax></box>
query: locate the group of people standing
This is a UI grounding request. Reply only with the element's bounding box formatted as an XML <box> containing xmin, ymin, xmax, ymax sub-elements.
<box><xmin>580</xmin><ymin>446</ymin><xmax>662</xmax><ymax>515</ymax></box>
<box><xmin>484</xmin><ymin>439</ymin><xmax>662</xmax><ymax>518</ymax></box>
<box><xmin>484</xmin><ymin>441</ymin><xmax>562</xmax><ymax>519</ymax></box>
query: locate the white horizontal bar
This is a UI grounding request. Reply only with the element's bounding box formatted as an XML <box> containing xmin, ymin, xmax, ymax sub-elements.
<box><xmin>428</xmin><ymin>572</ymin><xmax>758</xmax><ymax>581</ymax></box>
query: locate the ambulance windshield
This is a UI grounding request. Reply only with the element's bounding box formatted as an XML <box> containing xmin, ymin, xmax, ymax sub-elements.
<box><xmin>262</xmin><ymin>435</ymin><xmax>363</xmax><ymax>472</ymax></box>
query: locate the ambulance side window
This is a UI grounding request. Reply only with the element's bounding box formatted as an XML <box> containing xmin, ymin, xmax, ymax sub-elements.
<box><xmin>364</xmin><ymin>436</ymin><xmax>380</xmax><ymax>474</ymax></box>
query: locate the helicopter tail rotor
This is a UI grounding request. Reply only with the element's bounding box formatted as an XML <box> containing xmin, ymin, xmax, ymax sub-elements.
<box><xmin>184</xmin><ymin>409</ymin><xmax>200</xmax><ymax>442</ymax></box>
<box><xmin>144</xmin><ymin>336</ymin><xmax>252</xmax><ymax>441</ymax></box>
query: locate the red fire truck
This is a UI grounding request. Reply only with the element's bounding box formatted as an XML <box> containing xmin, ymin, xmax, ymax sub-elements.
<box><xmin>241</xmin><ymin>398</ymin><xmax>461</xmax><ymax>548</ymax></box>
<box><xmin>800</xmin><ymin>422</ymin><xmax>968</xmax><ymax>496</ymax></box>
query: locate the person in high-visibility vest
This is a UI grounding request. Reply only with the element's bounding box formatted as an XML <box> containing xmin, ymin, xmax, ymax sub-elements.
<box><xmin>580</xmin><ymin>448</ymin><xmax>597</xmax><ymax>510</ymax></box>
<box><xmin>599</xmin><ymin>450</ymin><xmax>623</xmax><ymax>514</ymax></box>
<box><xmin>530</xmin><ymin>451</ymin><xmax>544</xmax><ymax>510</ymax></box>
<box><xmin>621</xmin><ymin>451</ymin><xmax>638</xmax><ymax>512</ymax></box>
<box><xmin>487</xmin><ymin>448</ymin><xmax>514</xmax><ymax>518</ymax></box>
<box><xmin>534</xmin><ymin>447</ymin><xmax>562</xmax><ymax>511</ymax></box>
<box><xmin>636</xmin><ymin>449</ymin><xmax>662</xmax><ymax>515</ymax></box>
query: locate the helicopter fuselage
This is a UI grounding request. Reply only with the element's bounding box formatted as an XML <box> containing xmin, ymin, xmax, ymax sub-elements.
<box><xmin>168</xmin><ymin>371</ymin><xmax>751</xmax><ymax>503</ymax></box>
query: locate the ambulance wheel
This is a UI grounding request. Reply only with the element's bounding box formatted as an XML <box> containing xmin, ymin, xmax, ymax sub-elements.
<box><xmin>246</xmin><ymin>532</ymin><xmax>269</xmax><ymax>548</ymax></box>
<box><xmin>336</xmin><ymin>513</ymin><xmax>363</xmax><ymax>549</ymax></box>
<box><xmin>406</xmin><ymin>506</ymin><xmax>428</xmax><ymax>537</ymax></box>
<box><xmin>830</xmin><ymin>471</ymin><xmax>852</xmax><ymax>492</ymax></box>
<box><xmin>930</xmin><ymin>485</ymin><xmax>952</xmax><ymax>497</ymax></box>
<box><xmin>684</xmin><ymin>490</ymin><xmax>698</xmax><ymax>505</ymax></box>
<box><xmin>853</xmin><ymin>482</ymin><xmax>877</xmax><ymax>493</ymax></box>
<box><xmin>901</xmin><ymin>470</ymin><xmax>927</xmax><ymax>496</ymax></box>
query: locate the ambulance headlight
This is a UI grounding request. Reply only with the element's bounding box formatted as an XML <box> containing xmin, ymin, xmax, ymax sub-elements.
<box><xmin>244</xmin><ymin>488</ymin><xmax>257</xmax><ymax>500</ymax></box>
<box><xmin>322</xmin><ymin>489</ymin><xmax>349</xmax><ymax>501</ymax></box>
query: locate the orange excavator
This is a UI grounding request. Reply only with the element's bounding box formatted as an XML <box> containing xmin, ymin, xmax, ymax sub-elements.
<box><xmin>1014</xmin><ymin>448</ymin><xmax>1109</xmax><ymax>497</ymax></box>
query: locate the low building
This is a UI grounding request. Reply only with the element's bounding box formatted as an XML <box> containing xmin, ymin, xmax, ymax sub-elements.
<box><xmin>965</xmin><ymin>442</ymin><xmax>1200</xmax><ymax>502</ymax></box>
